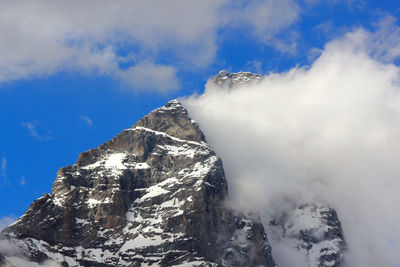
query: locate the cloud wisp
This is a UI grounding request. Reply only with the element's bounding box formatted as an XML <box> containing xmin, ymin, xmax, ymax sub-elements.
<box><xmin>183</xmin><ymin>19</ymin><xmax>400</xmax><ymax>267</ymax></box>
<box><xmin>1</xmin><ymin>153</ymin><xmax>6</xmax><ymax>182</ymax></box>
<box><xmin>79</xmin><ymin>115</ymin><xmax>93</xmax><ymax>128</ymax></box>
<box><xmin>0</xmin><ymin>216</ymin><xmax>14</xmax><ymax>232</ymax></box>
<box><xmin>21</xmin><ymin>121</ymin><xmax>52</xmax><ymax>142</ymax></box>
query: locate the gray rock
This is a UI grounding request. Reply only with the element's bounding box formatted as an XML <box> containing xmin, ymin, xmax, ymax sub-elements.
<box><xmin>269</xmin><ymin>203</ymin><xmax>346</xmax><ymax>267</ymax></box>
<box><xmin>213</xmin><ymin>70</ymin><xmax>263</xmax><ymax>88</ymax></box>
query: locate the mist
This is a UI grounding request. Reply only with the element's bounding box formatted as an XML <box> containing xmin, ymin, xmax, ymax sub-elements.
<box><xmin>183</xmin><ymin>24</ymin><xmax>400</xmax><ymax>267</ymax></box>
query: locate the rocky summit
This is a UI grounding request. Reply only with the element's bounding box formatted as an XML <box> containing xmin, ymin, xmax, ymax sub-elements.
<box><xmin>1</xmin><ymin>99</ymin><xmax>275</xmax><ymax>266</ymax></box>
<box><xmin>212</xmin><ymin>70</ymin><xmax>263</xmax><ymax>88</ymax></box>
<box><xmin>0</xmin><ymin>71</ymin><xmax>347</xmax><ymax>267</ymax></box>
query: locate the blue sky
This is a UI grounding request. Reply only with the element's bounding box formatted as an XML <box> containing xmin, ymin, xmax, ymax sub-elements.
<box><xmin>0</xmin><ymin>0</ymin><xmax>399</xmax><ymax>220</ymax></box>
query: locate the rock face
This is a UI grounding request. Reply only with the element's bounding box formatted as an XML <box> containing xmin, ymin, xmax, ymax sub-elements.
<box><xmin>1</xmin><ymin>100</ymin><xmax>275</xmax><ymax>266</ymax></box>
<box><xmin>269</xmin><ymin>203</ymin><xmax>346</xmax><ymax>267</ymax></box>
<box><xmin>213</xmin><ymin>70</ymin><xmax>263</xmax><ymax>88</ymax></box>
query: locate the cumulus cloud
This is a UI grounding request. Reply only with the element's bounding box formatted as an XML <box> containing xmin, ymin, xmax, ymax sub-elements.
<box><xmin>120</xmin><ymin>62</ymin><xmax>181</xmax><ymax>93</ymax></box>
<box><xmin>224</xmin><ymin>0</ymin><xmax>300</xmax><ymax>52</ymax></box>
<box><xmin>183</xmin><ymin>19</ymin><xmax>400</xmax><ymax>267</ymax></box>
<box><xmin>0</xmin><ymin>0</ymin><xmax>301</xmax><ymax>92</ymax></box>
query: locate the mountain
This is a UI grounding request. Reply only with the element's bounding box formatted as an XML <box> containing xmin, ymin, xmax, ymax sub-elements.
<box><xmin>0</xmin><ymin>71</ymin><xmax>346</xmax><ymax>267</ymax></box>
<box><xmin>0</xmin><ymin>99</ymin><xmax>275</xmax><ymax>266</ymax></box>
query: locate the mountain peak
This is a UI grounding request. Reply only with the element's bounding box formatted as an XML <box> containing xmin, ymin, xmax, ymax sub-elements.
<box><xmin>133</xmin><ymin>99</ymin><xmax>206</xmax><ymax>143</ymax></box>
<box><xmin>1</xmin><ymin>99</ymin><xmax>275</xmax><ymax>266</ymax></box>
<box><xmin>213</xmin><ymin>70</ymin><xmax>263</xmax><ymax>88</ymax></box>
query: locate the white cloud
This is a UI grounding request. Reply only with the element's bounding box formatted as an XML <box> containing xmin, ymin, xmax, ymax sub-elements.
<box><xmin>79</xmin><ymin>115</ymin><xmax>93</xmax><ymax>127</ymax></box>
<box><xmin>222</xmin><ymin>0</ymin><xmax>300</xmax><ymax>53</ymax></box>
<box><xmin>183</xmin><ymin>20</ymin><xmax>400</xmax><ymax>267</ymax></box>
<box><xmin>2</xmin><ymin>257</ymin><xmax>62</xmax><ymax>267</ymax></box>
<box><xmin>20</xmin><ymin>175</ymin><xmax>26</xmax><ymax>186</ymax></box>
<box><xmin>0</xmin><ymin>0</ymin><xmax>301</xmax><ymax>92</ymax></box>
<box><xmin>0</xmin><ymin>218</ymin><xmax>62</xmax><ymax>267</ymax></box>
<box><xmin>21</xmin><ymin>121</ymin><xmax>52</xmax><ymax>142</ymax></box>
<box><xmin>227</xmin><ymin>0</ymin><xmax>300</xmax><ymax>37</ymax></box>
<box><xmin>1</xmin><ymin>154</ymin><xmax>6</xmax><ymax>181</ymax></box>
<box><xmin>120</xmin><ymin>62</ymin><xmax>180</xmax><ymax>93</ymax></box>
<box><xmin>0</xmin><ymin>216</ymin><xmax>14</xmax><ymax>232</ymax></box>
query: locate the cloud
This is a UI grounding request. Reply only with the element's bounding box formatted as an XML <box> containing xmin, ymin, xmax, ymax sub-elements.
<box><xmin>79</xmin><ymin>115</ymin><xmax>93</xmax><ymax>127</ymax></box>
<box><xmin>183</xmin><ymin>18</ymin><xmax>400</xmax><ymax>267</ymax></box>
<box><xmin>120</xmin><ymin>62</ymin><xmax>180</xmax><ymax>93</ymax></box>
<box><xmin>0</xmin><ymin>217</ymin><xmax>62</xmax><ymax>267</ymax></box>
<box><xmin>222</xmin><ymin>0</ymin><xmax>300</xmax><ymax>53</ymax></box>
<box><xmin>0</xmin><ymin>216</ymin><xmax>14</xmax><ymax>232</ymax></box>
<box><xmin>0</xmin><ymin>1</ymin><xmax>301</xmax><ymax>92</ymax></box>
<box><xmin>20</xmin><ymin>175</ymin><xmax>26</xmax><ymax>186</ymax></box>
<box><xmin>1</xmin><ymin>153</ymin><xmax>6</xmax><ymax>181</ymax></box>
<box><xmin>21</xmin><ymin>121</ymin><xmax>52</xmax><ymax>142</ymax></box>
<box><xmin>1</xmin><ymin>257</ymin><xmax>62</xmax><ymax>267</ymax></box>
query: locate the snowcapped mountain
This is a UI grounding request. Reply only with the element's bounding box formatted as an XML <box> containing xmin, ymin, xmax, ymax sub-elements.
<box><xmin>0</xmin><ymin>71</ymin><xmax>346</xmax><ymax>267</ymax></box>
<box><xmin>0</xmin><ymin>99</ymin><xmax>275</xmax><ymax>266</ymax></box>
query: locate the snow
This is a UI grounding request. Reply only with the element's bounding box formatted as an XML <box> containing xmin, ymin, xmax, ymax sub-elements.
<box><xmin>172</xmin><ymin>260</ymin><xmax>214</xmax><ymax>267</ymax></box>
<box><xmin>52</xmin><ymin>196</ymin><xmax>64</xmax><ymax>207</ymax></box>
<box><xmin>204</xmin><ymin>182</ymin><xmax>215</xmax><ymax>187</ymax></box>
<box><xmin>136</xmin><ymin>184</ymin><xmax>170</xmax><ymax>202</ymax></box>
<box><xmin>285</xmin><ymin>204</ymin><xmax>332</xmax><ymax>239</ymax></box>
<box><xmin>87</xmin><ymin>197</ymin><xmax>112</xmax><ymax>207</ymax></box>
<box><xmin>104</xmin><ymin>153</ymin><xmax>127</xmax><ymax>169</ymax></box>
<box><xmin>155</xmin><ymin>99</ymin><xmax>181</xmax><ymax>111</ymax></box>
<box><xmin>158</xmin><ymin>177</ymin><xmax>179</xmax><ymax>186</ymax></box>
<box><xmin>128</xmin><ymin>126</ymin><xmax>208</xmax><ymax>147</ymax></box>
<box><xmin>82</xmin><ymin>152</ymin><xmax>127</xmax><ymax>175</ymax></box>
<box><xmin>76</xmin><ymin>218</ymin><xmax>90</xmax><ymax>225</ymax></box>
<box><xmin>308</xmin><ymin>238</ymin><xmax>343</xmax><ymax>267</ymax></box>
<box><xmin>135</xmin><ymin>162</ymin><xmax>150</xmax><ymax>169</ymax></box>
<box><xmin>119</xmin><ymin>235</ymin><xmax>164</xmax><ymax>252</ymax></box>
<box><xmin>157</xmin><ymin>144</ymin><xmax>208</xmax><ymax>158</ymax></box>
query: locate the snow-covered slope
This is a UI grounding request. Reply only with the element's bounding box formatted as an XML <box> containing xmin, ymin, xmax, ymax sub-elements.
<box><xmin>1</xmin><ymin>100</ymin><xmax>275</xmax><ymax>266</ymax></box>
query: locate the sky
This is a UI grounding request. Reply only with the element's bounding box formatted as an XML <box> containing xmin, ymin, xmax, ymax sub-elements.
<box><xmin>1</xmin><ymin>1</ymin><xmax>400</xmax><ymax>266</ymax></box>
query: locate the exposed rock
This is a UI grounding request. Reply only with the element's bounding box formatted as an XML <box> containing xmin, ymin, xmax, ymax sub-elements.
<box><xmin>213</xmin><ymin>70</ymin><xmax>263</xmax><ymax>88</ymax></box>
<box><xmin>268</xmin><ymin>203</ymin><xmax>346</xmax><ymax>267</ymax></box>
<box><xmin>1</xmin><ymin>100</ymin><xmax>275</xmax><ymax>266</ymax></box>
